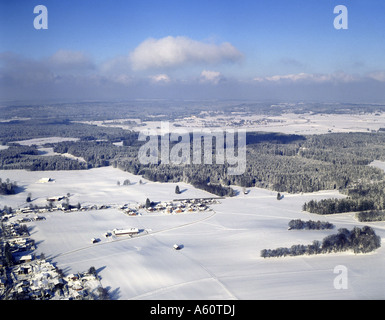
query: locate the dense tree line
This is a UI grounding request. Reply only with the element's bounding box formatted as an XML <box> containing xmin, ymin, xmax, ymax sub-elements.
<box><xmin>356</xmin><ymin>210</ymin><xmax>385</xmax><ymax>222</ymax></box>
<box><xmin>261</xmin><ymin>226</ymin><xmax>381</xmax><ymax>258</ymax></box>
<box><xmin>0</xmin><ymin>119</ymin><xmax>137</xmax><ymax>144</ymax></box>
<box><xmin>114</xmin><ymin>131</ymin><xmax>385</xmax><ymax>194</ymax></box>
<box><xmin>4</xmin><ymin>119</ymin><xmax>385</xmax><ymax>197</ymax></box>
<box><xmin>189</xmin><ymin>179</ymin><xmax>234</xmax><ymax>197</ymax></box>
<box><xmin>43</xmin><ymin>130</ymin><xmax>385</xmax><ymax>196</ymax></box>
<box><xmin>0</xmin><ymin>178</ymin><xmax>17</xmax><ymax>195</ymax></box>
<box><xmin>302</xmin><ymin>198</ymin><xmax>376</xmax><ymax>215</ymax></box>
<box><xmin>53</xmin><ymin>141</ymin><xmax>119</xmax><ymax>167</ymax></box>
<box><xmin>288</xmin><ymin>219</ymin><xmax>334</xmax><ymax>230</ymax></box>
<box><xmin>303</xmin><ymin>179</ymin><xmax>385</xmax><ymax>215</ymax></box>
<box><xmin>0</xmin><ymin>144</ymin><xmax>88</xmax><ymax>171</ymax></box>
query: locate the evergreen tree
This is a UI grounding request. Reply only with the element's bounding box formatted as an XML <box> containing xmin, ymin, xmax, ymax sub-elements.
<box><xmin>88</xmin><ymin>266</ymin><xmax>97</xmax><ymax>276</ymax></box>
<box><xmin>145</xmin><ymin>198</ymin><xmax>151</xmax><ymax>208</ymax></box>
<box><xmin>4</xmin><ymin>242</ymin><xmax>14</xmax><ymax>266</ymax></box>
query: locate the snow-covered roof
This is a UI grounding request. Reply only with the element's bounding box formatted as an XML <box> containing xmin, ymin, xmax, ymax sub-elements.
<box><xmin>113</xmin><ymin>228</ymin><xmax>139</xmax><ymax>235</ymax></box>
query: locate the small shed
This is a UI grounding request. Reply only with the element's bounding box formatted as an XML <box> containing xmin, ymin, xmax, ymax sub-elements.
<box><xmin>113</xmin><ymin>228</ymin><xmax>139</xmax><ymax>236</ymax></box>
<box><xmin>18</xmin><ymin>255</ymin><xmax>33</xmax><ymax>263</ymax></box>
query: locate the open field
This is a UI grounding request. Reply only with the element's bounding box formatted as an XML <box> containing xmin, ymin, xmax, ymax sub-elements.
<box><xmin>1</xmin><ymin>166</ymin><xmax>385</xmax><ymax>299</ymax></box>
<box><xmin>80</xmin><ymin>112</ymin><xmax>385</xmax><ymax>135</ymax></box>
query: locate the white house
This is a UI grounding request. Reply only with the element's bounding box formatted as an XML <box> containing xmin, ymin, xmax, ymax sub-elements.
<box><xmin>18</xmin><ymin>255</ymin><xmax>33</xmax><ymax>263</ymax></box>
<box><xmin>112</xmin><ymin>228</ymin><xmax>139</xmax><ymax>236</ymax></box>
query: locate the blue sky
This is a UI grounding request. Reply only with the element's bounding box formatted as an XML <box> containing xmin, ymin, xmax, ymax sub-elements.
<box><xmin>1</xmin><ymin>0</ymin><xmax>385</xmax><ymax>102</ymax></box>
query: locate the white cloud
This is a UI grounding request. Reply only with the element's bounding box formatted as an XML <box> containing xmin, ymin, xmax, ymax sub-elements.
<box><xmin>48</xmin><ymin>50</ymin><xmax>94</xmax><ymax>71</ymax></box>
<box><xmin>3</xmin><ymin>49</ymin><xmax>385</xmax><ymax>102</ymax></box>
<box><xmin>199</xmin><ymin>70</ymin><xmax>223</xmax><ymax>84</ymax></box>
<box><xmin>109</xmin><ymin>74</ymin><xmax>133</xmax><ymax>86</ymax></box>
<box><xmin>129</xmin><ymin>36</ymin><xmax>243</xmax><ymax>70</ymax></box>
<box><xmin>367</xmin><ymin>71</ymin><xmax>385</xmax><ymax>82</ymax></box>
<box><xmin>254</xmin><ymin>72</ymin><xmax>359</xmax><ymax>84</ymax></box>
<box><xmin>99</xmin><ymin>55</ymin><xmax>131</xmax><ymax>75</ymax></box>
<box><xmin>149</xmin><ymin>74</ymin><xmax>171</xmax><ymax>83</ymax></box>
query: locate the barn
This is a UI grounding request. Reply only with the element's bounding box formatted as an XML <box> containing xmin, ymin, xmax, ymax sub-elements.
<box><xmin>112</xmin><ymin>228</ymin><xmax>139</xmax><ymax>236</ymax></box>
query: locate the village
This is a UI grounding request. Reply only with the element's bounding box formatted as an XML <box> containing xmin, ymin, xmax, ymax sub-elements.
<box><xmin>120</xmin><ymin>197</ymin><xmax>220</xmax><ymax>216</ymax></box>
<box><xmin>1</xmin><ymin>193</ymin><xmax>220</xmax><ymax>218</ymax></box>
<box><xmin>0</xmin><ymin>193</ymin><xmax>221</xmax><ymax>299</ymax></box>
<box><xmin>0</xmin><ymin>216</ymin><xmax>106</xmax><ymax>300</ymax></box>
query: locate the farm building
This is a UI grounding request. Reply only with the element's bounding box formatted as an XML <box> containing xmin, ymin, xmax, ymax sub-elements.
<box><xmin>112</xmin><ymin>228</ymin><xmax>139</xmax><ymax>236</ymax></box>
<box><xmin>38</xmin><ymin>178</ymin><xmax>53</xmax><ymax>183</ymax></box>
<box><xmin>18</xmin><ymin>255</ymin><xmax>33</xmax><ymax>263</ymax></box>
<box><xmin>46</xmin><ymin>196</ymin><xmax>65</xmax><ymax>202</ymax></box>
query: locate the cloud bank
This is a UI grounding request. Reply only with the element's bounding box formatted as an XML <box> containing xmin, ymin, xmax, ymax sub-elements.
<box><xmin>253</xmin><ymin>72</ymin><xmax>359</xmax><ymax>84</ymax></box>
<box><xmin>1</xmin><ymin>49</ymin><xmax>385</xmax><ymax>102</ymax></box>
<box><xmin>129</xmin><ymin>36</ymin><xmax>243</xmax><ymax>70</ymax></box>
<box><xmin>48</xmin><ymin>50</ymin><xmax>94</xmax><ymax>72</ymax></box>
<box><xmin>199</xmin><ymin>70</ymin><xmax>224</xmax><ymax>84</ymax></box>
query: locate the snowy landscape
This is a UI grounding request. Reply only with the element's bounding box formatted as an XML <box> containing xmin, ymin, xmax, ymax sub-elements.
<box><xmin>3</xmin><ymin>0</ymin><xmax>385</xmax><ymax>305</ymax></box>
<box><xmin>1</xmin><ymin>164</ymin><xmax>385</xmax><ymax>300</ymax></box>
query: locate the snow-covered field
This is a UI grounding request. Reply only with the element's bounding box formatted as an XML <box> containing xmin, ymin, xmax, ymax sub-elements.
<box><xmin>13</xmin><ymin>137</ymin><xmax>80</xmax><ymax>146</ymax></box>
<box><xmin>84</xmin><ymin>112</ymin><xmax>385</xmax><ymax>135</ymax></box>
<box><xmin>1</xmin><ymin>166</ymin><xmax>385</xmax><ymax>300</ymax></box>
<box><xmin>9</xmin><ymin>137</ymin><xmax>86</xmax><ymax>162</ymax></box>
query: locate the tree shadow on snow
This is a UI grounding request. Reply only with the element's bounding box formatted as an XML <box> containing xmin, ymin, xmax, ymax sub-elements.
<box><xmin>34</xmin><ymin>239</ymin><xmax>44</xmax><ymax>247</ymax></box>
<box><xmin>106</xmin><ymin>286</ymin><xmax>121</xmax><ymax>300</ymax></box>
<box><xmin>96</xmin><ymin>266</ymin><xmax>106</xmax><ymax>274</ymax></box>
<box><xmin>13</xmin><ymin>185</ymin><xmax>26</xmax><ymax>194</ymax></box>
<box><xmin>28</xmin><ymin>225</ymin><xmax>36</xmax><ymax>234</ymax></box>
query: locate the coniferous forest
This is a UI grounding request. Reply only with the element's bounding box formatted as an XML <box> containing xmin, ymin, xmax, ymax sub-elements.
<box><xmin>0</xmin><ymin>178</ymin><xmax>17</xmax><ymax>195</ymax></box>
<box><xmin>261</xmin><ymin>226</ymin><xmax>381</xmax><ymax>258</ymax></box>
<box><xmin>2</xmin><ymin>118</ymin><xmax>385</xmax><ymax>201</ymax></box>
<box><xmin>1</xmin><ymin>104</ymin><xmax>385</xmax><ymax>261</ymax></box>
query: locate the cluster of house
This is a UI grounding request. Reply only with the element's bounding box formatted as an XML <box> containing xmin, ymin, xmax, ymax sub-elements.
<box><xmin>146</xmin><ymin>198</ymin><xmax>219</xmax><ymax>214</ymax></box>
<box><xmin>3</xmin><ymin>258</ymin><xmax>102</xmax><ymax>300</ymax></box>
<box><xmin>11</xmin><ymin>199</ymin><xmax>111</xmax><ymax>216</ymax></box>
<box><xmin>179</xmin><ymin>115</ymin><xmax>282</xmax><ymax>128</ymax></box>
<box><xmin>8</xmin><ymin>237</ymin><xmax>36</xmax><ymax>257</ymax></box>
<box><xmin>5</xmin><ymin>196</ymin><xmax>220</xmax><ymax>221</ymax></box>
<box><xmin>118</xmin><ymin>205</ymin><xmax>139</xmax><ymax>216</ymax></box>
<box><xmin>118</xmin><ymin>198</ymin><xmax>219</xmax><ymax>216</ymax></box>
<box><xmin>0</xmin><ymin>220</ymin><xmax>105</xmax><ymax>300</ymax></box>
<box><xmin>1</xmin><ymin>222</ymin><xmax>30</xmax><ymax>238</ymax></box>
<box><xmin>0</xmin><ymin>201</ymin><xmax>108</xmax><ymax>299</ymax></box>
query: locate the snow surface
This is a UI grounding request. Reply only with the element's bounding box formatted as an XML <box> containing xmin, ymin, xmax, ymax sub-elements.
<box><xmin>89</xmin><ymin>112</ymin><xmax>385</xmax><ymax>135</ymax></box>
<box><xmin>1</xmin><ymin>166</ymin><xmax>385</xmax><ymax>300</ymax></box>
<box><xmin>13</xmin><ymin>137</ymin><xmax>79</xmax><ymax>146</ymax></box>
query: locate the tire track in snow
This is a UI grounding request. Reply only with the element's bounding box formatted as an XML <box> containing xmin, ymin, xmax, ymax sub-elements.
<box><xmin>128</xmin><ymin>277</ymin><xmax>217</xmax><ymax>300</ymax></box>
<box><xmin>54</xmin><ymin>208</ymin><xmax>238</xmax><ymax>299</ymax></box>
<box><xmin>177</xmin><ymin>249</ymin><xmax>239</xmax><ymax>300</ymax></box>
<box><xmin>54</xmin><ymin>210</ymin><xmax>217</xmax><ymax>259</ymax></box>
